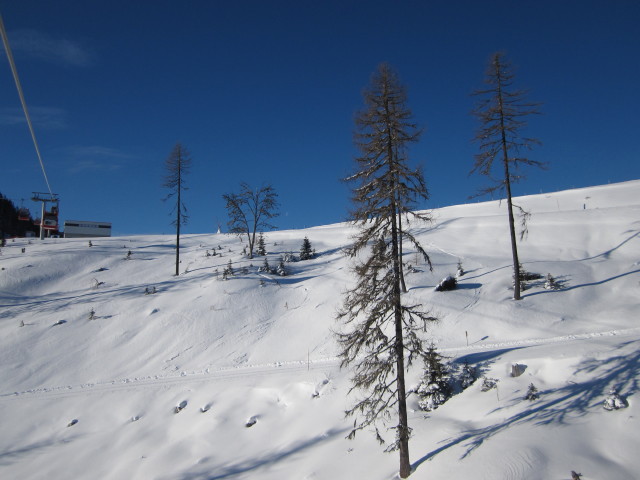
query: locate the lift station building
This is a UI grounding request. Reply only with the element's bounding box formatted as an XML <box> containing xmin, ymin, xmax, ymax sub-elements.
<box><xmin>63</xmin><ymin>220</ymin><xmax>112</xmax><ymax>238</ymax></box>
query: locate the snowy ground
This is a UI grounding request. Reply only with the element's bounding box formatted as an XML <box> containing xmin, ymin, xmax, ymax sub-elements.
<box><xmin>1</xmin><ymin>180</ymin><xmax>638</xmax><ymax>480</ymax></box>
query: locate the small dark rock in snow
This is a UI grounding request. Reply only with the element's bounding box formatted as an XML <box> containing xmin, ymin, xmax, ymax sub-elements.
<box><xmin>174</xmin><ymin>400</ymin><xmax>188</xmax><ymax>413</ymax></box>
<box><xmin>245</xmin><ymin>416</ymin><xmax>258</xmax><ymax>427</ymax></box>
<box><xmin>435</xmin><ymin>275</ymin><xmax>457</xmax><ymax>292</ymax></box>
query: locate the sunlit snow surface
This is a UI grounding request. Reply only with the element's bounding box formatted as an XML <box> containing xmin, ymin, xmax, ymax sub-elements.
<box><xmin>1</xmin><ymin>180</ymin><xmax>639</xmax><ymax>479</ymax></box>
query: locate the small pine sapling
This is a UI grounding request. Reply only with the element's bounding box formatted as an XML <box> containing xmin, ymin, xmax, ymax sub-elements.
<box><xmin>524</xmin><ymin>383</ymin><xmax>539</xmax><ymax>401</ymax></box>
<box><xmin>459</xmin><ymin>361</ymin><xmax>477</xmax><ymax>389</ymax></box>
<box><xmin>544</xmin><ymin>273</ymin><xmax>559</xmax><ymax>290</ymax></box>
<box><xmin>480</xmin><ymin>376</ymin><xmax>499</xmax><ymax>392</ymax></box>
<box><xmin>300</xmin><ymin>236</ymin><xmax>314</xmax><ymax>260</ymax></box>
<box><xmin>456</xmin><ymin>260</ymin><xmax>464</xmax><ymax>278</ymax></box>
<box><xmin>258</xmin><ymin>257</ymin><xmax>271</xmax><ymax>273</ymax></box>
<box><xmin>222</xmin><ymin>260</ymin><xmax>234</xmax><ymax>280</ymax></box>
<box><xmin>277</xmin><ymin>257</ymin><xmax>287</xmax><ymax>276</ymax></box>
<box><xmin>417</xmin><ymin>345</ymin><xmax>453</xmax><ymax>411</ymax></box>
<box><xmin>257</xmin><ymin>233</ymin><xmax>267</xmax><ymax>256</ymax></box>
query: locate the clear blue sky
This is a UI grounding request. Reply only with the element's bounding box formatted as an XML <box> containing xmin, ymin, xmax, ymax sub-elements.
<box><xmin>1</xmin><ymin>0</ymin><xmax>638</xmax><ymax>236</ymax></box>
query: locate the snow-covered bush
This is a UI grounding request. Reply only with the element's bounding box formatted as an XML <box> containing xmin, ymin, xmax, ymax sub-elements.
<box><xmin>524</xmin><ymin>383</ymin><xmax>539</xmax><ymax>401</ymax></box>
<box><xmin>480</xmin><ymin>376</ymin><xmax>499</xmax><ymax>392</ymax></box>
<box><xmin>417</xmin><ymin>345</ymin><xmax>453</xmax><ymax>411</ymax></box>
<box><xmin>544</xmin><ymin>273</ymin><xmax>560</xmax><ymax>290</ymax></box>
<box><xmin>258</xmin><ymin>257</ymin><xmax>271</xmax><ymax>273</ymax></box>
<box><xmin>435</xmin><ymin>275</ymin><xmax>457</xmax><ymax>292</ymax></box>
<box><xmin>514</xmin><ymin>264</ymin><xmax>542</xmax><ymax>291</ymax></box>
<box><xmin>603</xmin><ymin>387</ymin><xmax>627</xmax><ymax>411</ymax></box>
<box><xmin>257</xmin><ymin>233</ymin><xmax>267</xmax><ymax>256</ymax></box>
<box><xmin>276</xmin><ymin>257</ymin><xmax>287</xmax><ymax>276</ymax></box>
<box><xmin>282</xmin><ymin>252</ymin><xmax>297</xmax><ymax>263</ymax></box>
<box><xmin>456</xmin><ymin>260</ymin><xmax>464</xmax><ymax>278</ymax></box>
<box><xmin>222</xmin><ymin>260</ymin><xmax>234</xmax><ymax>280</ymax></box>
<box><xmin>459</xmin><ymin>361</ymin><xmax>477</xmax><ymax>389</ymax></box>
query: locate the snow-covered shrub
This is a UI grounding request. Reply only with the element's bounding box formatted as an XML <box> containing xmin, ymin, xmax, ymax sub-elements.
<box><xmin>222</xmin><ymin>260</ymin><xmax>234</xmax><ymax>280</ymax></box>
<box><xmin>459</xmin><ymin>361</ymin><xmax>477</xmax><ymax>389</ymax></box>
<box><xmin>456</xmin><ymin>260</ymin><xmax>464</xmax><ymax>278</ymax></box>
<box><xmin>603</xmin><ymin>387</ymin><xmax>627</xmax><ymax>411</ymax></box>
<box><xmin>480</xmin><ymin>376</ymin><xmax>499</xmax><ymax>392</ymax></box>
<box><xmin>417</xmin><ymin>345</ymin><xmax>453</xmax><ymax>411</ymax></box>
<box><xmin>257</xmin><ymin>233</ymin><xmax>267</xmax><ymax>256</ymax></box>
<box><xmin>544</xmin><ymin>273</ymin><xmax>560</xmax><ymax>290</ymax></box>
<box><xmin>276</xmin><ymin>257</ymin><xmax>287</xmax><ymax>276</ymax></box>
<box><xmin>435</xmin><ymin>275</ymin><xmax>457</xmax><ymax>292</ymax></box>
<box><xmin>282</xmin><ymin>252</ymin><xmax>297</xmax><ymax>263</ymax></box>
<box><xmin>524</xmin><ymin>383</ymin><xmax>539</xmax><ymax>401</ymax></box>
<box><xmin>514</xmin><ymin>264</ymin><xmax>542</xmax><ymax>291</ymax></box>
<box><xmin>258</xmin><ymin>257</ymin><xmax>271</xmax><ymax>273</ymax></box>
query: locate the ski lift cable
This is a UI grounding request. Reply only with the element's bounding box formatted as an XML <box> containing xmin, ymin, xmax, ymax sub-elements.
<box><xmin>0</xmin><ymin>11</ymin><xmax>54</xmax><ymax>197</ymax></box>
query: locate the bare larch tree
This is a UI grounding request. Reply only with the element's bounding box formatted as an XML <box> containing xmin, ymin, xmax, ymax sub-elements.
<box><xmin>337</xmin><ymin>63</ymin><xmax>436</xmax><ymax>479</ymax></box>
<box><xmin>471</xmin><ymin>52</ymin><xmax>543</xmax><ymax>300</ymax></box>
<box><xmin>222</xmin><ymin>183</ymin><xmax>279</xmax><ymax>259</ymax></box>
<box><xmin>163</xmin><ymin>142</ymin><xmax>191</xmax><ymax>276</ymax></box>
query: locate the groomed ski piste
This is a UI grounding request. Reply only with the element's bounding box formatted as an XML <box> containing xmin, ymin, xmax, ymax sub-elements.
<box><xmin>1</xmin><ymin>180</ymin><xmax>639</xmax><ymax>480</ymax></box>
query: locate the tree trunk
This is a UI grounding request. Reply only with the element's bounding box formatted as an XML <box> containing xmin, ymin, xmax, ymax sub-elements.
<box><xmin>397</xmin><ymin>212</ymin><xmax>407</xmax><ymax>293</ymax></box>
<box><xmin>496</xmin><ymin>65</ymin><xmax>521</xmax><ymax>300</ymax></box>
<box><xmin>175</xmin><ymin>162</ymin><xmax>181</xmax><ymax>277</ymax></box>
<box><xmin>388</xmin><ymin>140</ymin><xmax>411</xmax><ymax>477</ymax></box>
<box><xmin>392</xmin><ymin>208</ymin><xmax>411</xmax><ymax>478</ymax></box>
<box><xmin>504</xmin><ymin>170</ymin><xmax>521</xmax><ymax>300</ymax></box>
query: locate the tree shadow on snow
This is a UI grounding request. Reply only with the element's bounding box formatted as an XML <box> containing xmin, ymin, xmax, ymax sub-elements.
<box><xmin>578</xmin><ymin>230</ymin><xmax>639</xmax><ymax>262</ymax></box>
<box><xmin>412</xmin><ymin>340</ymin><xmax>640</xmax><ymax>473</ymax></box>
<box><xmin>0</xmin><ymin>433</ymin><xmax>84</xmax><ymax>466</ymax></box>
<box><xmin>523</xmin><ymin>269</ymin><xmax>640</xmax><ymax>298</ymax></box>
<box><xmin>173</xmin><ymin>428</ymin><xmax>347</xmax><ymax>479</ymax></box>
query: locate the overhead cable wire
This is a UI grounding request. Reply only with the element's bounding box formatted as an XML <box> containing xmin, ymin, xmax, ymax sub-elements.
<box><xmin>0</xmin><ymin>10</ymin><xmax>54</xmax><ymax>197</ymax></box>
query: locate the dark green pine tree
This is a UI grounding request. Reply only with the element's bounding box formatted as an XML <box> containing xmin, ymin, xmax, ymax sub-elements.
<box><xmin>337</xmin><ymin>63</ymin><xmax>436</xmax><ymax>479</ymax></box>
<box><xmin>257</xmin><ymin>232</ymin><xmax>267</xmax><ymax>256</ymax></box>
<box><xmin>300</xmin><ymin>236</ymin><xmax>313</xmax><ymax>260</ymax></box>
<box><xmin>417</xmin><ymin>344</ymin><xmax>453</xmax><ymax>411</ymax></box>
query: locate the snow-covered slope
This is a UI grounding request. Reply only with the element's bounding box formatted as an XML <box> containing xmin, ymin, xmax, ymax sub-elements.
<box><xmin>1</xmin><ymin>180</ymin><xmax>639</xmax><ymax>480</ymax></box>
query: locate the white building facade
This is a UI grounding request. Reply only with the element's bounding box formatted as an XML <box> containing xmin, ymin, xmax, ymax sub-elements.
<box><xmin>63</xmin><ymin>220</ymin><xmax>112</xmax><ymax>238</ymax></box>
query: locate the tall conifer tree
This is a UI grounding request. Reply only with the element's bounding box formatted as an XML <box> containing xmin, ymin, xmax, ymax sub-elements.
<box><xmin>163</xmin><ymin>143</ymin><xmax>191</xmax><ymax>276</ymax></box>
<box><xmin>337</xmin><ymin>63</ymin><xmax>436</xmax><ymax>478</ymax></box>
<box><xmin>471</xmin><ymin>52</ymin><xmax>543</xmax><ymax>300</ymax></box>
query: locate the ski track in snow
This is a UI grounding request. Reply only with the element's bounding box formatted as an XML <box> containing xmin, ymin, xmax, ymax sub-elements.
<box><xmin>3</xmin><ymin>326</ymin><xmax>638</xmax><ymax>402</ymax></box>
